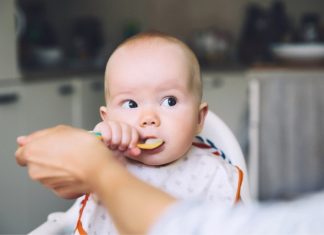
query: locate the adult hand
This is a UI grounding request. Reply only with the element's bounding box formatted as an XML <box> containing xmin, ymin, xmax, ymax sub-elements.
<box><xmin>15</xmin><ymin>125</ymin><xmax>176</xmax><ymax>234</ymax></box>
<box><xmin>15</xmin><ymin>125</ymin><xmax>116</xmax><ymax>199</ymax></box>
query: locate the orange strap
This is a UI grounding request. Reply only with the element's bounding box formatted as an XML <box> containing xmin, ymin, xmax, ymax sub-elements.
<box><xmin>234</xmin><ymin>166</ymin><xmax>244</xmax><ymax>203</ymax></box>
<box><xmin>75</xmin><ymin>194</ymin><xmax>90</xmax><ymax>235</ymax></box>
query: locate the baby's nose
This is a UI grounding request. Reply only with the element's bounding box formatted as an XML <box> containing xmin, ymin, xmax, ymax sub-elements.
<box><xmin>140</xmin><ymin>114</ymin><xmax>160</xmax><ymax>127</ymax></box>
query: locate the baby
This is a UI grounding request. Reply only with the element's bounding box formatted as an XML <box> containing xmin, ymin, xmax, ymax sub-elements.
<box><xmin>75</xmin><ymin>31</ymin><xmax>243</xmax><ymax>235</ymax></box>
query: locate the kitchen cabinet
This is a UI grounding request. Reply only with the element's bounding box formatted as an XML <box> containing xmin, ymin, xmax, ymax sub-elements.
<box><xmin>0</xmin><ymin>76</ymin><xmax>105</xmax><ymax>234</ymax></box>
<box><xmin>202</xmin><ymin>71</ymin><xmax>249</xmax><ymax>150</ymax></box>
<box><xmin>0</xmin><ymin>0</ymin><xmax>20</xmax><ymax>80</ymax></box>
<box><xmin>247</xmin><ymin>70</ymin><xmax>324</xmax><ymax>201</ymax></box>
<box><xmin>74</xmin><ymin>76</ymin><xmax>105</xmax><ymax>130</ymax></box>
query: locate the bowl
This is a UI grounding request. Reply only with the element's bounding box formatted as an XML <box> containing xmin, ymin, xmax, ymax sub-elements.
<box><xmin>271</xmin><ymin>43</ymin><xmax>324</xmax><ymax>62</ymax></box>
<box><xmin>32</xmin><ymin>47</ymin><xmax>63</xmax><ymax>67</ymax></box>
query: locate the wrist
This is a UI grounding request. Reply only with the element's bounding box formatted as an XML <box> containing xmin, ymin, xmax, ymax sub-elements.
<box><xmin>88</xmin><ymin>149</ymin><xmax>128</xmax><ymax>197</ymax></box>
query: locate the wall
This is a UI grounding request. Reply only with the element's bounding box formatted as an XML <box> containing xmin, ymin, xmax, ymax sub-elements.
<box><xmin>44</xmin><ymin>0</ymin><xmax>324</xmax><ymax>48</ymax></box>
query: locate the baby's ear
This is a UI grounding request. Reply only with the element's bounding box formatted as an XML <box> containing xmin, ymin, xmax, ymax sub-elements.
<box><xmin>196</xmin><ymin>102</ymin><xmax>208</xmax><ymax>134</ymax></box>
<box><xmin>100</xmin><ymin>106</ymin><xmax>108</xmax><ymax>121</ymax></box>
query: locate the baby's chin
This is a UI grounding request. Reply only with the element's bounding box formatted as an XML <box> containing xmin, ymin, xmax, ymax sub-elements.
<box><xmin>127</xmin><ymin>153</ymin><xmax>181</xmax><ymax>166</ymax></box>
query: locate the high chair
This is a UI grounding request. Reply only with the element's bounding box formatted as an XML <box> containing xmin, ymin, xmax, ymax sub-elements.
<box><xmin>29</xmin><ymin>110</ymin><xmax>251</xmax><ymax>234</ymax></box>
<box><xmin>198</xmin><ymin>110</ymin><xmax>251</xmax><ymax>203</ymax></box>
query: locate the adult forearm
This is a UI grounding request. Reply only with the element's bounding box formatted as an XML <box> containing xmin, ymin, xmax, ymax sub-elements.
<box><xmin>92</xmin><ymin>162</ymin><xmax>177</xmax><ymax>235</ymax></box>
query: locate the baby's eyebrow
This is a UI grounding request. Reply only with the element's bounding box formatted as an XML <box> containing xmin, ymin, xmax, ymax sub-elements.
<box><xmin>109</xmin><ymin>90</ymin><xmax>136</xmax><ymax>98</ymax></box>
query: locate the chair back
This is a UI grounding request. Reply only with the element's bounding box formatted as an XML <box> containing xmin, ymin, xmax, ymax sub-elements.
<box><xmin>198</xmin><ymin>111</ymin><xmax>251</xmax><ymax>202</ymax></box>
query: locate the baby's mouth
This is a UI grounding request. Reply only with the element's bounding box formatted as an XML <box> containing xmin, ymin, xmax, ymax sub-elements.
<box><xmin>137</xmin><ymin>138</ymin><xmax>164</xmax><ymax>150</ymax></box>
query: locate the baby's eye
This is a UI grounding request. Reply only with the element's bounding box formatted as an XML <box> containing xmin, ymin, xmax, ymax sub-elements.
<box><xmin>121</xmin><ymin>100</ymin><xmax>138</xmax><ymax>109</ymax></box>
<box><xmin>161</xmin><ymin>96</ymin><xmax>177</xmax><ymax>107</ymax></box>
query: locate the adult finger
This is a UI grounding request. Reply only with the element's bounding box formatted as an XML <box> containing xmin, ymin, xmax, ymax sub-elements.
<box><xmin>15</xmin><ymin>127</ymin><xmax>50</xmax><ymax>148</ymax></box>
<box><xmin>20</xmin><ymin>127</ymin><xmax>55</xmax><ymax>144</ymax></box>
<box><xmin>39</xmin><ymin>177</ymin><xmax>88</xmax><ymax>199</ymax></box>
<box><xmin>16</xmin><ymin>136</ymin><xmax>27</xmax><ymax>147</ymax></box>
<box><xmin>15</xmin><ymin>146</ymin><xmax>27</xmax><ymax>166</ymax></box>
<box><xmin>52</xmin><ymin>184</ymin><xmax>88</xmax><ymax>199</ymax></box>
<box><xmin>15</xmin><ymin>126</ymin><xmax>66</xmax><ymax>166</ymax></box>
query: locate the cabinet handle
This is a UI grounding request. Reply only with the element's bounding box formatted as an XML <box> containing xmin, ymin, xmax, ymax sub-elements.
<box><xmin>211</xmin><ymin>78</ymin><xmax>224</xmax><ymax>88</ymax></box>
<box><xmin>0</xmin><ymin>93</ymin><xmax>19</xmax><ymax>105</ymax></box>
<box><xmin>90</xmin><ymin>81</ymin><xmax>104</xmax><ymax>91</ymax></box>
<box><xmin>58</xmin><ymin>84</ymin><xmax>74</xmax><ymax>96</ymax></box>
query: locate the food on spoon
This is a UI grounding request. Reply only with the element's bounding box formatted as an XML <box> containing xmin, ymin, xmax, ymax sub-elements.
<box><xmin>137</xmin><ymin>138</ymin><xmax>164</xmax><ymax>150</ymax></box>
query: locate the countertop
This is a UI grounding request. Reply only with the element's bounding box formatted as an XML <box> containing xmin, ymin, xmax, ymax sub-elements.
<box><xmin>2</xmin><ymin>62</ymin><xmax>324</xmax><ymax>86</ymax></box>
<box><xmin>0</xmin><ymin>68</ymin><xmax>104</xmax><ymax>86</ymax></box>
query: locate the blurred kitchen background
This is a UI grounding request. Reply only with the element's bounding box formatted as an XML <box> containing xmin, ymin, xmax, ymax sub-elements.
<box><xmin>1</xmin><ymin>0</ymin><xmax>324</xmax><ymax>233</ymax></box>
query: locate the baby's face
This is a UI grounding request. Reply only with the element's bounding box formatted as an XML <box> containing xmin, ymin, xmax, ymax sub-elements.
<box><xmin>102</xmin><ymin>42</ymin><xmax>206</xmax><ymax>165</ymax></box>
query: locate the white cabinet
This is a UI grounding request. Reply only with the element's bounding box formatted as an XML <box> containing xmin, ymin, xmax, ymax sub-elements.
<box><xmin>0</xmin><ymin>0</ymin><xmax>20</xmax><ymax>80</ymax></box>
<box><xmin>0</xmin><ymin>80</ymin><xmax>75</xmax><ymax>233</ymax></box>
<box><xmin>74</xmin><ymin>77</ymin><xmax>105</xmax><ymax>130</ymax></box>
<box><xmin>0</xmin><ymin>77</ymin><xmax>105</xmax><ymax>234</ymax></box>
<box><xmin>247</xmin><ymin>71</ymin><xmax>324</xmax><ymax>201</ymax></box>
<box><xmin>202</xmin><ymin>71</ymin><xmax>249</xmax><ymax>147</ymax></box>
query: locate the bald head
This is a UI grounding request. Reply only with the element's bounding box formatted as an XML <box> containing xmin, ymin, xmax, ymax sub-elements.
<box><xmin>105</xmin><ymin>31</ymin><xmax>202</xmax><ymax>102</ymax></box>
